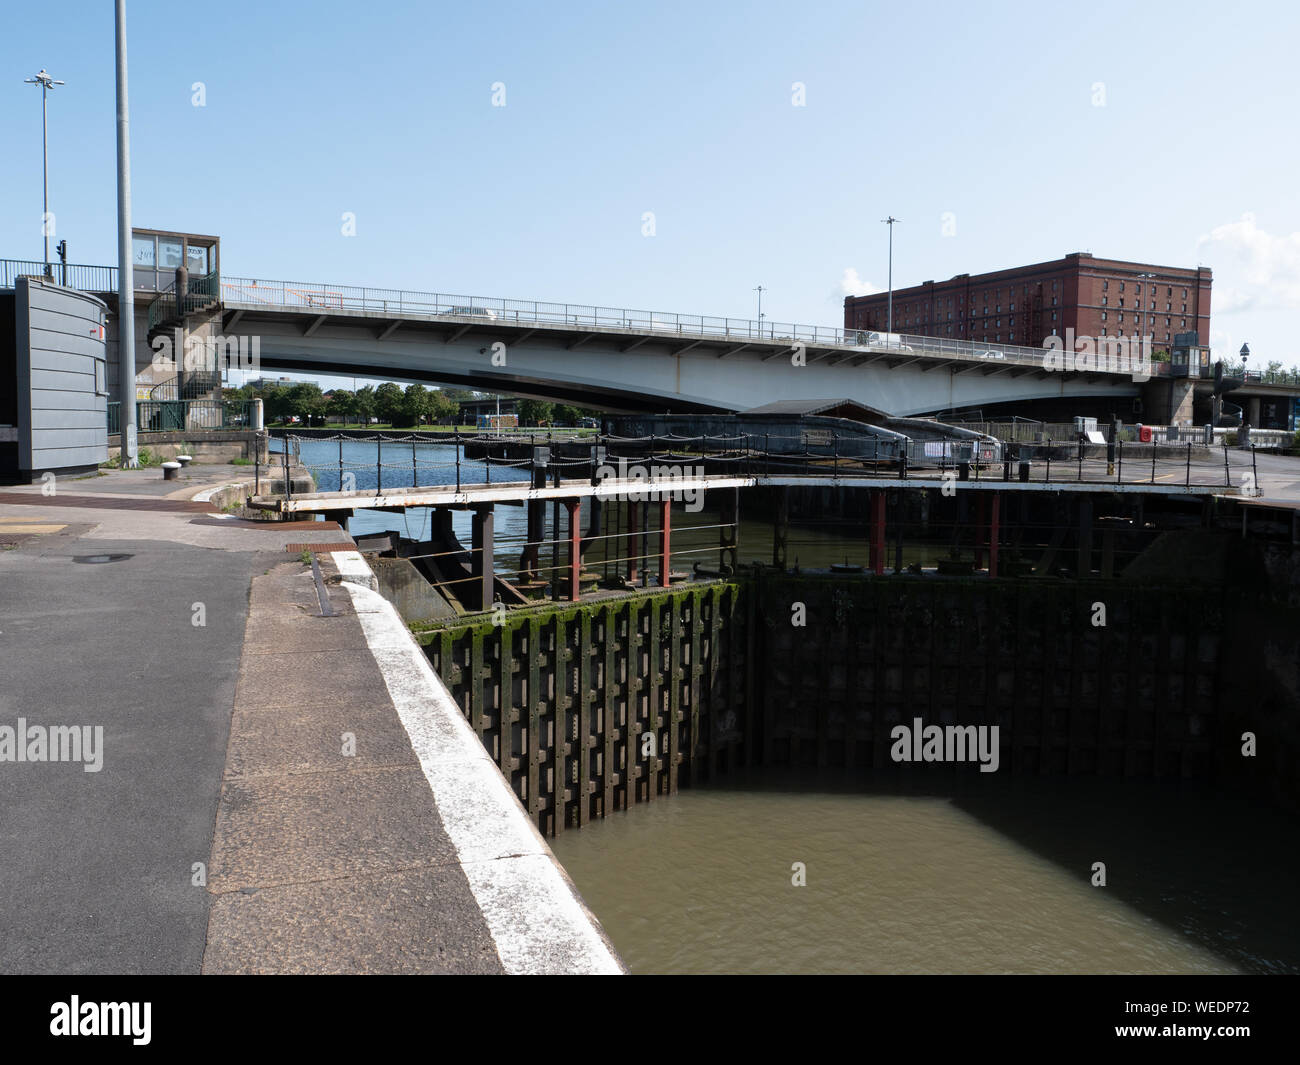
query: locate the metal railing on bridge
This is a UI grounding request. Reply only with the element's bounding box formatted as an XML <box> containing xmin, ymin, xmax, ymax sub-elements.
<box><xmin>108</xmin><ymin>399</ymin><xmax>256</xmax><ymax>436</ymax></box>
<box><xmin>265</xmin><ymin>430</ymin><xmax>1258</xmax><ymax>505</ymax></box>
<box><xmin>0</xmin><ymin>258</ymin><xmax>119</xmax><ymax>292</ymax></box>
<box><xmin>219</xmin><ymin>275</ymin><xmax>1115</xmax><ymax>374</ymax></box>
<box><xmin>4</xmin><ymin>256</ymin><xmax>1263</xmax><ymax>383</ymax></box>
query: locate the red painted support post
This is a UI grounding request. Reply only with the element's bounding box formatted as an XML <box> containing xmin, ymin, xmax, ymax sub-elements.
<box><xmin>567</xmin><ymin>499</ymin><xmax>581</xmax><ymax>601</ymax></box>
<box><xmin>660</xmin><ymin>497</ymin><xmax>672</xmax><ymax>587</ymax></box>
<box><xmin>974</xmin><ymin>493</ymin><xmax>986</xmax><ymax>570</ymax></box>
<box><xmin>989</xmin><ymin>492</ymin><xmax>1000</xmax><ymax>578</ymax></box>
<box><xmin>871</xmin><ymin>490</ymin><xmax>886</xmax><ymax>575</ymax></box>
<box><xmin>626</xmin><ymin>502</ymin><xmax>639</xmax><ymax>584</ymax></box>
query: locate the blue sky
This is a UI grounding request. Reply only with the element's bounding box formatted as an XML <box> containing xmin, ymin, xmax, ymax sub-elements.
<box><xmin>2</xmin><ymin>0</ymin><xmax>1297</xmax><ymax>390</ymax></box>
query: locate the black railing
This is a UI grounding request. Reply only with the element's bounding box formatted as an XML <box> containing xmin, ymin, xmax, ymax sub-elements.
<box><xmin>0</xmin><ymin>258</ymin><xmax>119</xmax><ymax>291</ymax></box>
<box><xmin>273</xmin><ymin>431</ymin><xmax>1257</xmax><ymax>497</ymax></box>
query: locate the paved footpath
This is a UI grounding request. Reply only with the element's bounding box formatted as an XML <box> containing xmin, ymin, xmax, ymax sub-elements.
<box><xmin>0</xmin><ymin>464</ymin><xmax>622</xmax><ymax>974</ymax></box>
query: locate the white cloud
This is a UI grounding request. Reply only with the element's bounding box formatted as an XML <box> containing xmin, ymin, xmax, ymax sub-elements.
<box><xmin>838</xmin><ymin>267</ymin><xmax>881</xmax><ymax>298</ymax></box>
<box><xmin>1196</xmin><ymin>213</ymin><xmax>1300</xmax><ymax>312</ymax></box>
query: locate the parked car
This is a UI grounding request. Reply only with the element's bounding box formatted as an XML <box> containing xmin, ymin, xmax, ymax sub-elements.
<box><xmin>578</xmin><ymin>417</ymin><xmax>599</xmax><ymax>429</ymax></box>
<box><xmin>978</xmin><ymin>350</ymin><xmax>1007</xmax><ymax>360</ymax></box>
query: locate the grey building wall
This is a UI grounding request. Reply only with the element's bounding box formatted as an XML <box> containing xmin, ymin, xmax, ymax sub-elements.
<box><xmin>13</xmin><ymin>276</ymin><xmax>109</xmax><ymax>477</ymax></box>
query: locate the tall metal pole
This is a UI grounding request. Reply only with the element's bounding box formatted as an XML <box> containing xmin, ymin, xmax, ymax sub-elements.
<box><xmin>754</xmin><ymin>284</ymin><xmax>765</xmax><ymax>338</ymax></box>
<box><xmin>24</xmin><ymin>69</ymin><xmax>64</xmax><ymax>273</ymax></box>
<box><xmin>115</xmin><ymin>1</ymin><xmax>138</xmax><ymax>466</ymax></box>
<box><xmin>881</xmin><ymin>216</ymin><xmax>899</xmax><ymax>338</ymax></box>
<box><xmin>42</xmin><ymin>82</ymin><xmax>49</xmax><ymax>270</ymax></box>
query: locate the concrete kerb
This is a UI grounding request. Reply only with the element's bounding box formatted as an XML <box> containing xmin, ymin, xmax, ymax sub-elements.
<box><xmin>329</xmin><ymin>550</ymin><xmax>626</xmax><ymax>975</ymax></box>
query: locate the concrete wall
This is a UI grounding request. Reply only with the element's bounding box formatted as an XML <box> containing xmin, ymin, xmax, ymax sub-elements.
<box><xmin>11</xmin><ymin>277</ymin><xmax>108</xmax><ymax>479</ymax></box>
<box><xmin>104</xmin><ymin>429</ymin><xmax>268</xmax><ymax>464</ymax></box>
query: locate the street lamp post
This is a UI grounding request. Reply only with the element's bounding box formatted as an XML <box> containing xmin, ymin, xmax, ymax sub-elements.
<box><xmin>754</xmin><ymin>284</ymin><xmax>765</xmax><ymax>338</ymax></box>
<box><xmin>115</xmin><ymin>0</ymin><xmax>139</xmax><ymax>467</ymax></box>
<box><xmin>881</xmin><ymin>217</ymin><xmax>899</xmax><ymax>339</ymax></box>
<box><xmin>24</xmin><ymin>68</ymin><xmax>65</xmax><ymax>274</ymax></box>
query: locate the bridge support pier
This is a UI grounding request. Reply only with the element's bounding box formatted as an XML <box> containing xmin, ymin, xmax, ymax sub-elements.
<box><xmin>471</xmin><ymin>504</ymin><xmax>494</xmax><ymax>611</ymax></box>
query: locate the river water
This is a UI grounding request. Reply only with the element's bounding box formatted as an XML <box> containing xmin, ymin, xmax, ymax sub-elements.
<box><xmin>550</xmin><ymin>769</ymin><xmax>1299</xmax><ymax>975</ymax></box>
<box><xmin>278</xmin><ymin>438</ymin><xmax>1298</xmax><ymax>975</ymax></box>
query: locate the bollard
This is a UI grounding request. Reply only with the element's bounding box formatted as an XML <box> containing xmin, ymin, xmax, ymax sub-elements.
<box><xmin>1018</xmin><ymin>460</ymin><xmax>1031</xmax><ymax>483</ymax></box>
<box><xmin>162</xmin><ymin>461</ymin><xmax>181</xmax><ymax>481</ymax></box>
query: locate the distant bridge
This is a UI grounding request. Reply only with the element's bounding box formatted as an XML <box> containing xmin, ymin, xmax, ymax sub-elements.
<box><xmin>0</xmin><ymin>258</ymin><xmax>1230</xmax><ymax>417</ymax></box>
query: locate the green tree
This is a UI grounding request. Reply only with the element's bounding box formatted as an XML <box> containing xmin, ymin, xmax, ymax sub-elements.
<box><xmin>517</xmin><ymin>399</ymin><xmax>554</xmax><ymax>427</ymax></box>
<box><xmin>554</xmin><ymin>404</ymin><xmax>583</xmax><ymax>426</ymax></box>
<box><xmin>262</xmin><ymin>383</ymin><xmax>292</xmax><ymax>424</ymax></box>
<box><xmin>354</xmin><ymin>385</ymin><xmax>376</xmax><ymax>424</ymax></box>
<box><xmin>398</xmin><ymin>383</ymin><xmax>430</xmax><ymax>427</ymax></box>
<box><xmin>327</xmin><ymin>388</ymin><xmax>356</xmax><ymax>424</ymax></box>
<box><xmin>286</xmin><ymin>382</ymin><xmax>325</xmax><ymax>426</ymax></box>
<box><xmin>374</xmin><ymin>382</ymin><xmax>404</xmax><ymax>425</ymax></box>
<box><xmin>428</xmin><ymin>389</ymin><xmax>458</xmax><ymax>424</ymax></box>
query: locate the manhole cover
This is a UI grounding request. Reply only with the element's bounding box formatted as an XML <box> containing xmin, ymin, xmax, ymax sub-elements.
<box><xmin>73</xmin><ymin>553</ymin><xmax>134</xmax><ymax>564</ymax></box>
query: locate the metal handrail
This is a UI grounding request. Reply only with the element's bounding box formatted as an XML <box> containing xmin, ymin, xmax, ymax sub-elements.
<box><xmin>0</xmin><ymin>258</ymin><xmax>120</xmax><ymax>291</ymax></box>
<box><xmin>217</xmin><ymin>274</ymin><xmax>1136</xmax><ymax>375</ymax></box>
<box><xmin>146</xmin><ymin>270</ymin><xmax>221</xmax><ymax>330</ymax></box>
<box><xmin>107</xmin><ymin>399</ymin><xmax>254</xmax><ymax>435</ymax></box>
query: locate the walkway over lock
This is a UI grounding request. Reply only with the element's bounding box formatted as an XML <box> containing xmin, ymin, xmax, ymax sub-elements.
<box><xmin>248</xmin><ymin>432</ymin><xmax>1261</xmax><ymax>602</ymax></box>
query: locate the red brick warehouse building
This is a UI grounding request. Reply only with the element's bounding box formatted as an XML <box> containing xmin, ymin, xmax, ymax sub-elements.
<box><xmin>844</xmin><ymin>252</ymin><xmax>1212</xmax><ymax>353</ymax></box>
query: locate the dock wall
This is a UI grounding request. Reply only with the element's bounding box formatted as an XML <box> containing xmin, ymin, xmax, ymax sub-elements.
<box><xmin>410</xmin><ymin>566</ymin><xmax>1299</xmax><ymax>834</ymax></box>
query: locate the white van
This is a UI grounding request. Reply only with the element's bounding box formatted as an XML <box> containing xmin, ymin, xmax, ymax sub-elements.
<box><xmin>865</xmin><ymin>331</ymin><xmax>913</xmax><ymax>351</ymax></box>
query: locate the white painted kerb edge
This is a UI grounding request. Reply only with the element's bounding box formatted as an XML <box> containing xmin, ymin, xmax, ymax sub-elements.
<box><xmin>331</xmin><ymin>552</ymin><xmax>624</xmax><ymax>975</ymax></box>
<box><xmin>332</xmin><ymin>549</ymin><xmax>378</xmax><ymax>591</ymax></box>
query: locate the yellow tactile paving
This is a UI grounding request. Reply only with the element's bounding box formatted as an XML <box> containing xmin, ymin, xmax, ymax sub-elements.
<box><xmin>0</xmin><ymin>523</ymin><xmax>67</xmax><ymax>534</ymax></box>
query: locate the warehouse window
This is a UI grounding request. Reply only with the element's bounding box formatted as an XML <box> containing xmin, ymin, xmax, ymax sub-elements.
<box><xmin>95</xmin><ymin>358</ymin><xmax>107</xmax><ymax>396</ymax></box>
